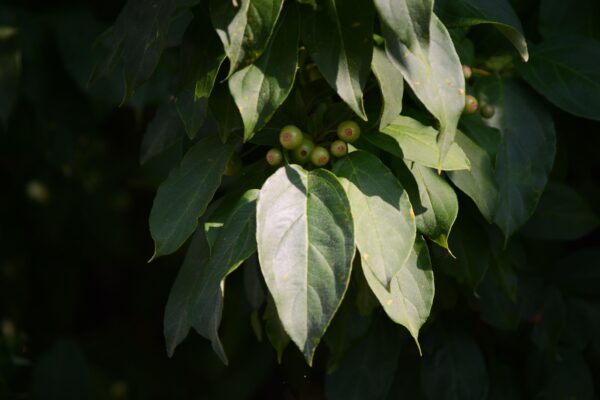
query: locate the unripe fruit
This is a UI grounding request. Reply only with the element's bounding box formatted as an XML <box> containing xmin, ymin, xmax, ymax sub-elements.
<box><xmin>464</xmin><ymin>95</ymin><xmax>478</xmax><ymax>114</ymax></box>
<box><xmin>330</xmin><ymin>140</ymin><xmax>347</xmax><ymax>157</ymax></box>
<box><xmin>337</xmin><ymin>120</ymin><xmax>360</xmax><ymax>143</ymax></box>
<box><xmin>480</xmin><ymin>103</ymin><xmax>495</xmax><ymax>119</ymax></box>
<box><xmin>292</xmin><ymin>138</ymin><xmax>315</xmax><ymax>163</ymax></box>
<box><xmin>279</xmin><ymin>125</ymin><xmax>303</xmax><ymax>149</ymax></box>
<box><xmin>462</xmin><ymin>65</ymin><xmax>472</xmax><ymax>80</ymax></box>
<box><xmin>310</xmin><ymin>146</ymin><xmax>330</xmax><ymax>167</ymax></box>
<box><xmin>266</xmin><ymin>148</ymin><xmax>283</xmax><ymax>166</ymax></box>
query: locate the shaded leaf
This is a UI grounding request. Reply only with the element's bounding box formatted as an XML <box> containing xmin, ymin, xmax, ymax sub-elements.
<box><xmin>264</xmin><ymin>296</ymin><xmax>290</xmax><ymax>363</ymax></box>
<box><xmin>325</xmin><ymin>323</ymin><xmax>401</xmax><ymax>400</ymax></box>
<box><xmin>149</xmin><ymin>135</ymin><xmax>236</xmax><ymax>258</ymax></box>
<box><xmin>371</xmin><ymin>47</ymin><xmax>404</xmax><ymax>130</ymax></box>
<box><xmin>447</xmin><ymin>130</ymin><xmax>498</xmax><ymax>223</ymax></box>
<box><xmin>210</xmin><ymin>0</ymin><xmax>284</xmax><ymax>75</ymax></box>
<box><xmin>140</xmin><ymin>99</ymin><xmax>183</xmax><ymax>164</ymax></box>
<box><xmin>475</xmin><ymin>78</ymin><xmax>556</xmax><ymax>239</ymax></box>
<box><xmin>360</xmin><ymin>236</ymin><xmax>434</xmax><ymax>349</ymax></box>
<box><xmin>229</xmin><ymin>6</ymin><xmax>299</xmax><ymax>141</ymax></box>
<box><xmin>551</xmin><ymin>248</ymin><xmax>600</xmax><ymax>298</ymax></box>
<box><xmin>539</xmin><ymin>0</ymin><xmax>600</xmax><ymax>40</ymax></box>
<box><xmin>333</xmin><ymin>151</ymin><xmax>415</xmax><ymax>289</ymax></box>
<box><xmin>409</xmin><ymin>163</ymin><xmax>458</xmax><ymax>250</ymax></box>
<box><xmin>256</xmin><ymin>165</ymin><xmax>355</xmax><ymax>364</ymax></box>
<box><xmin>301</xmin><ymin>0</ymin><xmax>374</xmax><ymax>120</ymax></box>
<box><xmin>436</xmin><ymin>0</ymin><xmax>528</xmax><ymax>61</ymax></box>
<box><xmin>517</xmin><ymin>36</ymin><xmax>600</xmax><ymax>121</ymax></box>
<box><xmin>521</xmin><ymin>182</ymin><xmax>599</xmax><ymax>240</ymax></box>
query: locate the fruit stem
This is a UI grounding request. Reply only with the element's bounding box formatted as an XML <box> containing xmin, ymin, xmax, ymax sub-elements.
<box><xmin>472</xmin><ymin>67</ymin><xmax>492</xmax><ymax>76</ymax></box>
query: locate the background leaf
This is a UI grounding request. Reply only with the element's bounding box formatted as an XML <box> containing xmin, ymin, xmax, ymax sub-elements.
<box><xmin>333</xmin><ymin>151</ymin><xmax>416</xmax><ymax>289</ymax></box>
<box><xmin>256</xmin><ymin>165</ymin><xmax>355</xmax><ymax>364</ymax></box>
<box><xmin>149</xmin><ymin>135</ymin><xmax>235</xmax><ymax>258</ymax></box>
<box><xmin>436</xmin><ymin>0</ymin><xmax>528</xmax><ymax>61</ymax></box>
<box><xmin>475</xmin><ymin>78</ymin><xmax>556</xmax><ymax>239</ymax></box>
<box><xmin>210</xmin><ymin>0</ymin><xmax>284</xmax><ymax>75</ymax></box>
<box><xmin>517</xmin><ymin>36</ymin><xmax>600</xmax><ymax>121</ymax></box>
<box><xmin>301</xmin><ymin>0</ymin><xmax>374</xmax><ymax>120</ymax></box>
<box><xmin>229</xmin><ymin>6</ymin><xmax>299</xmax><ymax>141</ymax></box>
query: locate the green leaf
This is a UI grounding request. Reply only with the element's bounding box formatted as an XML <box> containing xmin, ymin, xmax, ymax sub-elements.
<box><xmin>371</xmin><ymin>47</ymin><xmax>404</xmax><ymax>130</ymax></box>
<box><xmin>438</xmin><ymin>216</ymin><xmax>490</xmax><ymax>291</ymax></box>
<box><xmin>149</xmin><ymin>135</ymin><xmax>236</xmax><ymax>258</ymax></box>
<box><xmin>325</xmin><ymin>323</ymin><xmax>401</xmax><ymax>400</ymax></box>
<box><xmin>475</xmin><ymin>78</ymin><xmax>556</xmax><ymax>239</ymax></box>
<box><xmin>421</xmin><ymin>328</ymin><xmax>489</xmax><ymax>400</ymax></box>
<box><xmin>459</xmin><ymin>114</ymin><xmax>502</xmax><ymax>159</ymax></box>
<box><xmin>409</xmin><ymin>163</ymin><xmax>458</xmax><ymax>250</ymax></box>
<box><xmin>521</xmin><ymin>182</ymin><xmax>599</xmax><ymax>241</ymax></box>
<box><xmin>476</xmin><ymin>263</ymin><xmax>519</xmax><ymax>331</ymax></box>
<box><xmin>447</xmin><ymin>130</ymin><xmax>498</xmax><ymax>223</ymax></box>
<box><xmin>210</xmin><ymin>83</ymin><xmax>244</xmax><ymax>143</ymax></box>
<box><xmin>229</xmin><ymin>6</ymin><xmax>299</xmax><ymax>141</ymax></box>
<box><xmin>333</xmin><ymin>151</ymin><xmax>415</xmax><ymax>289</ymax></box>
<box><xmin>264</xmin><ymin>296</ymin><xmax>290</xmax><ymax>363</ymax></box>
<box><xmin>256</xmin><ymin>165</ymin><xmax>355</xmax><ymax>364</ymax></box>
<box><xmin>366</xmin><ymin>116</ymin><xmax>470</xmax><ymax>171</ymax></box>
<box><xmin>90</xmin><ymin>0</ymin><xmax>193</xmax><ymax>100</ymax></box>
<box><xmin>175</xmin><ymin>19</ymin><xmax>225</xmax><ymax>139</ymax></box>
<box><xmin>436</xmin><ymin>0</ymin><xmax>529</xmax><ymax>61</ymax></box>
<box><xmin>527</xmin><ymin>348</ymin><xmax>594</xmax><ymax>400</ymax></box>
<box><xmin>140</xmin><ymin>99</ymin><xmax>183</xmax><ymax>164</ymax></box>
<box><xmin>360</xmin><ymin>236</ymin><xmax>434</xmax><ymax>350</ymax></box>
<box><xmin>539</xmin><ymin>0</ymin><xmax>600</xmax><ymax>40</ymax></box>
<box><xmin>517</xmin><ymin>36</ymin><xmax>600</xmax><ymax>121</ymax></box>
<box><xmin>301</xmin><ymin>0</ymin><xmax>374</xmax><ymax>120</ymax></box>
<box><xmin>551</xmin><ymin>248</ymin><xmax>600</xmax><ymax>298</ymax></box>
<box><xmin>164</xmin><ymin>190</ymin><xmax>259</xmax><ymax>363</ymax></box>
<box><xmin>210</xmin><ymin>0</ymin><xmax>284</xmax><ymax>76</ymax></box>
<box><xmin>374</xmin><ymin>0</ymin><xmax>465</xmax><ymax>166</ymax></box>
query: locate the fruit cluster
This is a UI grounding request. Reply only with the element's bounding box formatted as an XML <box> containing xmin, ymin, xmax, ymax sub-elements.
<box><xmin>462</xmin><ymin>65</ymin><xmax>496</xmax><ymax>119</ymax></box>
<box><xmin>266</xmin><ymin>121</ymin><xmax>360</xmax><ymax>167</ymax></box>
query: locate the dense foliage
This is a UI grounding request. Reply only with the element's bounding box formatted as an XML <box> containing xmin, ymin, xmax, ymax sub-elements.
<box><xmin>1</xmin><ymin>0</ymin><xmax>600</xmax><ymax>398</ymax></box>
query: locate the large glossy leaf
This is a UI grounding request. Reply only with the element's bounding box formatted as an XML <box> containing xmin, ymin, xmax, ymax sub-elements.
<box><xmin>521</xmin><ymin>182</ymin><xmax>599</xmax><ymax>240</ymax></box>
<box><xmin>475</xmin><ymin>78</ymin><xmax>556</xmax><ymax>239</ymax></box>
<box><xmin>447</xmin><ymin>130</ymin><xmax>498</xmax><ymax>223</ymax></box>
<box><xmin>366</xmin><ymin>116</ymin><xmax>470</xmax><ymax>171</ymax></box>
<box><xmin>210</xmin><ymin>0</ymin><xmax>284</xmax><ymax>75</ymax></box>
<box><xmin>301</xmin><ymin>0</ymin><xmax>374</xmax><ymax>120</ymax></box>
<box><xmin>256</xmin><ymin>165</ymin><xmax>355</xmax><ymax>364</ymax></box>
<box><xmin>409</xmin><ymin>163</ymin><xmax>458</xmax><ymax>250</ymax></box>
<box><xmin>374</xmin><ymin>0</ymin><xmax>465</xmax><ymax>166</ymax></box>
<box><xmin>436</xmin><ymin>0</ymin><xmax>528</xmax><ymax>61</ymax></box>
<box><xmin>421</xmin><ymin>328</ymin><xmax>489</xmax><ymax>400</ymax></box>
<box><xmin>333</xmin><ymin>151</ymin><xmax>415</xmax><ymax>289</ymax></box>
<box><xmin>149</xmin><ymin>135</ymin><xmax>235</xmax><ymax>258</ymax></box>
<box><xmin>371</xmin><ymin>47</ymin><xmax>404</xmax><ymax>130</ymax></box>
<box><xmin>360</xmin><ymin>236</ymin><xmax>434</xmax><ymax>349</ymax></box>
<box><xmin>517</xmin><ymin>36</ymin><xmax>600</xmax><ymax>121</ymax></box>
<box><xmin>164</xmin><ymin>190</ymin><xmax>258</xmax><ymax>363</ymax></box>
<box><xmin>229</xmin><ymin>7</ymin><xmax>299</xmax><ymax>141</ymax></box>
<box><xmin>325</xmin><ymin>323</ymin><xmax>402</xmax><ymax>400</ymax></box>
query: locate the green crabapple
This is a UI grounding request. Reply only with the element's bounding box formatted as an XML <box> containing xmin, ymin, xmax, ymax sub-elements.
<box><xmin>292</xmin><ymin>138</ymin><xmax>315</xmax><ymax>164</ymax></box>
<box><xmin>310</xmin><ymin>146</ymin><xmax>330</xmax><ymax>167</ymax></box>
<box><xmin>279</xmin><ymin>125</ymin><xmax>303</xmax><ymax>149</ymax></box>
<box><xmin>266</xmin><ymin>148</ymin><xmax>283</xmax><ymax>166</ymax></box>
<box><xmin>337</xmin><ymin>120</ymin><xmax>360</xmax><ymax>143</ymax></box>
<box><xmin>463</xmin><ymin>95</ymin><xmax>478</xmax><ymax>114</ymax></box>
<box><xmin>330</xmin><ymin>140</ymin><xmax>347</xmax><ymax>157</ymax></box>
